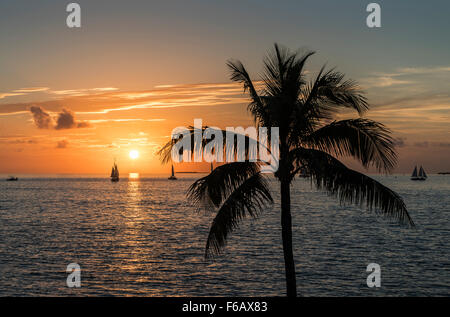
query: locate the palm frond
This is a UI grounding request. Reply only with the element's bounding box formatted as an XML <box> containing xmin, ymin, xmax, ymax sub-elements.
<box><xmin>298</xmin><ymin>68</ymin><xmax>369</xmax><ymax>126</ymax></box>
<box><xmin>227</xmin><ymin>59</ymin><xmax>263</xmax><ymax>115</ymax></box>
<box><xmin>204</xmin><ymin>172</ymin><xmax>273</xmax><ymax>258</ymax></box>
<box><xmin>303</xmin><ymin>119</ymin><xmax>397</xmax><ymax>172</ymax></box>
<box><xmin>316</xmin><ymin>70</ymin><xmax>369</xmax><ymax>115</ymax></box>
<box><xmin>187</xmin><ymin>162</ymin><xmax>261</xmax><ymax>210</ymax></box>
<box><xmin>157</xmin><ymin>126</ymin><xmax>207</xmax><ymax>164</ymax></box>
<box><xmin>290</xmin><ymin>148</ymin><xmax>414</xmax><ymax>226</ymax></box>
<box><xmin>158</xmin><ymin>126</ymin><xmax>266</xmax><ymax>164</ymax></box>
<box><xmin>262</xmin><ymin>44</ymin><xmax>314</xmax><ymax>100</ymax></box>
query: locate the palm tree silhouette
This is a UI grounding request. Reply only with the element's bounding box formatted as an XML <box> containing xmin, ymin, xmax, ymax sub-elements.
<box><xmin>159</xmin><ymin>44</ymin><xmax>414</xmax><ymax>297</ymax></box>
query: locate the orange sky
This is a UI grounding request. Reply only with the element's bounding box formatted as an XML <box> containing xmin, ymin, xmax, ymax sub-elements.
<box><xmin>0</xmin><ymin>83</ymin><xmax>256</xmax><ymax>174</ymax></box>
<box><xmin>1</xmin><ymin>76</ymin><xmax>449</xmax><ymax>175</ymax></box>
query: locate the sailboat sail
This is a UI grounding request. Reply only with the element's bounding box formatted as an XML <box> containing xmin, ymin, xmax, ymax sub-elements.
<box><xmin>411</xmin><ymin>166</ymin><xmax>418</xmax><ymax>178</ymax></box>
<box><xmin>419</xmin><ymin>166</ymin><xmax>427</xmax><ymax>179</ymax></box>
<box><xmin>168</xmin><ymin>164</ymin><xmax>177</xmax><ymax>180</ymax></box>
<box><xmin>110</xmin><ymin>162</ymin><xmax>119</xmax><ymax>181</ymax></box>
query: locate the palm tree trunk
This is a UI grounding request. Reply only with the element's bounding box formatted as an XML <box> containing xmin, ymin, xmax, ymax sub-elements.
<box><xmin>280</xmin><ymin>179</ymin><xmax>297</xmax><ymax>297</ymax></box>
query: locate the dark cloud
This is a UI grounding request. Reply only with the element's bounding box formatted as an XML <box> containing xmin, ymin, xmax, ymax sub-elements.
<box><xmin>7</xmin><ymin>139</ymin><xmax>38</xmax><ymax>144</ymax></box>
<box><xmin>30</xmin><ymin>106</ymin><xmax>53</xmax><ymax>129</ymax></box>
<box><xmin>29</xmin><ymin>107</ymin><xmax>90</xmax><ymax>130</ymax></box>
<box><xmin>414</xmin><ymin>141</ymin><xmax>429</xmax><ymax>148</ymax></box>
<box><xmin>76</xmin><ymin>121</ymin><xmax>90</xmax><ymax>128</ymax></box>
<box><xmin>54</xmin><ymin>109</ymin><xmax>74</xmax><ymax>129</ymax></box>
<box><xmin>412</xmin><ymin>141</ymin><xmax>450</xmax><ymax>148</ymax></box>
<box><xmin>393</xmin><ymin>137</ymin><xmax>407</xmax><ymax>148</ymax></box>
<box><xmin>56</xmin><ymin>140</ymin><xmax>68</xmax><ymax>149</ymax></box>
<box><xmin>55</xmin><ymin>108</ymin><xmax>90</xmax><ymax>129</ymax></box>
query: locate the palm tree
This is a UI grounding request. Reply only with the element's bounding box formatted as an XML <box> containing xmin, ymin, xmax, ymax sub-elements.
<box><xmin>159</xmin><ymin>44</ymin><xmax>414</xmax><ymax>297</ymax></box>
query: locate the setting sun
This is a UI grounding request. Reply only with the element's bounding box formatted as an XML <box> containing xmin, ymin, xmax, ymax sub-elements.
<box><xmin>129</xmin><ymin>150</ymin><xmax>139</xmax><ymax>160</ymax></box>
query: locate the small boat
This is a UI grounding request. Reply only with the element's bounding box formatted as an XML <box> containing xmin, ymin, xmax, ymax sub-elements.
<box><xmin>6</xmin><ymin>176</ymin><xmax>18</xmax><ymax>181</ymax></box>
<box><xmin>110</xmin><ymin>161</ymin><xmax>119</xmax><ymax>182</ymax></box>
<box><xmin>411</xmin><ymin>165</ymin><xmax>427</xmax><ymax>181</ymax></box>
<box><xmin>168</xmin><ymin>164</ymin><xmax>177</xmax><ymax>180</ymax></box>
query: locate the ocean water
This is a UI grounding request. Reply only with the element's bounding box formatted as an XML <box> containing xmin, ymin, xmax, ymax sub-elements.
<box><xmin>0</xmin><ymin>174</ymin><xmax>449</xmax><ymax>296</ymax></box>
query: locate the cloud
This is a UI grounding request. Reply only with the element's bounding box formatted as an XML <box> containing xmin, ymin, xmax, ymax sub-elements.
<box><xmin>11</xmin><ymin>139</ymin><xmax>38</xmax><ymax>144</ymax></box>
<box><xmin>76</xmin><ymin>82</ymin><xmax>254</xmax><ymax>115</ymax></box>
<box><xmin>86</xmin><ymin>143</ymin><xmax>120</xmax><ymax>149</ymax></box>
<box><xmin>0</xmin><ymin>92</ymin><xmax>25</xmax><ymax>99</ymax></box>
<box><xmin>362</xmin><ymin>65</ymin><xmax>450</xmax><ymax>89</ymax></box>
<box><xmin>0</xmin><ymin>137</ymin><xmax>39</xmax><ymax>145</ymax></box>
<box><xmin>56</xmin><ymin>140</ymin><xmax>68</xmax><ymax>148</ymax></box>
<box><xmin>55</xmin><ymin>108</ymin><xmax>90</xmax><ymax>130</ymax></box>
<box><xmin>367</xmin><ymin>76</ymin><xmax>412</xmax><ymax>88</ymax></box>
<box><xmin>0</xmin><ymin>82</ymin><xmax>260</xmax><ymax>116</ymax></box>
<box><xmin>396</xmin><ymin>66</ymin><xmax>450</xmax><ymax>75</ymax></box>
<box><xmin>0</xmin><ymin>87</ymin><xmax>50</xmax><ymax>99</ymax></box>
<box><xmin>50</xmin><ymin>87</ymin><xmax>118</xmax><ymax>97</ymax></box>
<box><xmin>87</xmin><ymin>118</ymin><xmax>165</xmax><ymax>123</ymax></box>
<box><xmin>30</xmin><ymin>106</ymin><xmax>53</xmax><ymax>129</ymax></box>
<box><xmin>0</xmin><ymin>86</ymin><xmax>116</xmax><ymax>105</ymax></box>
<box><xmin>414</xmin><ymin>141</ymin><xmax>429</xmax><ymax>148</ymax></box>
<box><xmin>14</xmin><ymin>87</ymin><xmax>49</xmax><ymax>93</ymax></box>
<box><xmin>413</xmin><ymin>141</ymin><xmax>450</xmax><ymax>148</ymax></box>
<box><xmin>29</xmin><ymin>106</ymin><xmax>90</xmax><ymax>130</ymax></box>
<box><xmin>393</xmin><ymin>137</ymin><xmax>407</xmax><ymax>148</ymax></box>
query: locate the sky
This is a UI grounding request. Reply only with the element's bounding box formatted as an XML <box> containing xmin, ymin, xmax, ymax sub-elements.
<box><xmin>0</xmin><ymin>0</ymin><xmax>449</xmax><ymax>175</ymax></box>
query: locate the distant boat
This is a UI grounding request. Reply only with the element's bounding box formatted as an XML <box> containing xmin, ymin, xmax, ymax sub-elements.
<box><xmin>411</xmin><ymin>165</ymin><xmax>427</xmax><ymax>181</ymax></box>
<box><xmin>6</xmin><ymin>176</ymin><xmax>18</xmax><ymax>181</ymax></box>
<box><xmin>168</xmin><ymin>164</ymin><xmax>177</xmax><ymax>180</ymax></box>
<box><xmin>110</xmin><ymin>162</ymin><xmax>119</xmax><ymax>182</ymax></box>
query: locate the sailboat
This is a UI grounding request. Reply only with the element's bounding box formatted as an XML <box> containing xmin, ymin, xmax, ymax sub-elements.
<box><xmin>110</xmin><ymin>161</ymin><xmax>119</xmax><ymax>182</ymax></box>
<box><xmin>168</xmin><ymin>164</ymin><xmax>177</xmax><ymax>180</ymax></box>
<box><xmin>411</xmin><ymin>165</ymin><xmax>427</xmax><ymax>181</ymax></box>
